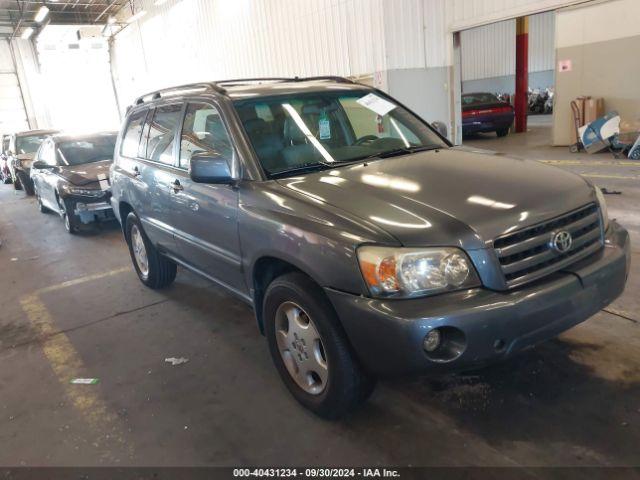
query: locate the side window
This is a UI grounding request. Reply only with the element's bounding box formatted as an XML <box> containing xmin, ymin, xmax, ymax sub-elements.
<box><xmin>179</xmin><ymin>103</ymin><xmax>233</xmax><ymax>169</ymax></box>
<box><xmin>146</xmin><ymin>104</ymin><xmax>183</xmax><ymax>165</ymax></box>
<box><xmin>40</xmin><ymin>141</ymin><xmax>56</xmax><ymax>165</ymax></box>
<box><xmin>120</xmin><ymin>109</ymin><xmax>147</xmax><ymax>158</ymax></box>
<box><xmin>138</xmin><ymin>108</ymin><xmax>154</xmax><ymax>158</ymax></box>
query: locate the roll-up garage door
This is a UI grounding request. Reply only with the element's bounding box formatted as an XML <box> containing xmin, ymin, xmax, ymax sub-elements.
<box><xmin>0</xmin><ymin>40</ymin><xmax>29</xmax><ymax>134</ymax></box>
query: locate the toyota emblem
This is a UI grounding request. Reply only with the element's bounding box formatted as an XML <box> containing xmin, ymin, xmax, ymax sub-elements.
<box><xmin>551</xmin><ymin>230</ymin><xmax>573</xmax><ymax>253</ymax></box>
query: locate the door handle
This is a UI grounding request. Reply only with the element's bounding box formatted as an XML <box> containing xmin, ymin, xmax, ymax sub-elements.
<box><xmin>133</xmin><ymin>166</ymin><xmax>141</xmax><ymax>177</ymax></box>
<box><xmin>170</xmin><ymin>179</ymin><xmax>183</xmax><ymax>193</ymax></box>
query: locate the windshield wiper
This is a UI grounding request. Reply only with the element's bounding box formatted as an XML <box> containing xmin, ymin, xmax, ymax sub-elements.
<box><xmin>269</xmin><ymin>162</ymin><xmax>333</xmax><ymax>179</ymax></box>
<box><xmin>376</xmin><ymin>145</ymin><xmax>441</xmax><ymax>159</ymax></box>
<box><xmin>348</xmin><ymin>144</ymin><xmax>442</xmax><ymax>163</ymax></box>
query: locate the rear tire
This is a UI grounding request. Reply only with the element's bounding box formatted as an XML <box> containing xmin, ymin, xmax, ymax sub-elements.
<box><xmin>496</xmin><ymin>127</ymin><xmax>509</xmax><ymax>137</ymax></box>
<box><xmin>264</xmin><ymin>272</ymin><xmax>376</xmax><ymax>419</ymax></box>
<box><xmin>125</xmin><ymin>212</ymin><xmax>177</xmax><ymax>289</ymax></box>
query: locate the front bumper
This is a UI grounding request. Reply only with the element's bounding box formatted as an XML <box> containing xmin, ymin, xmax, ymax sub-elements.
<box><xmin>326</xmin><ymin>221</ymin><xmax>630</xmax><ymax>376</ymax></box>
<box><xmin>64</xmin><ymin>196</ymin><xmax>114</xmax><ymax>225</ymax></box>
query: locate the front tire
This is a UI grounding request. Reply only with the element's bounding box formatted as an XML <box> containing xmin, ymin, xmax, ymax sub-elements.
<box><xmin>13</xmin><ymin>172</ymin><xmax>22</xmax><ymax>190</ymax></box>
<box><xmin>58</xmin><ymin>196</ymin><xmax>78</xmax><ymax>234</ymax></box>
<box><xmin>125</xmin><ymin>212</ymin><xmax>177</xmax><ymax>289</ymax></box>
<box><xmin>21</xmin><ymin>174</ymin><xmax>34</xmax><ymax>196</ymax></box>
<box><xmin>264</xmin><ymin>272</ymin><xmax>376</xmax><ymax>419</ymax></box>
<box><xmin>496</xmin><ymin>127</ymin><xmax>510</xmax><ymax>137</ymax></box>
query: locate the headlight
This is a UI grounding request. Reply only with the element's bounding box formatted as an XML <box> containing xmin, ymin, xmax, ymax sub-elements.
<box><xmin>357</xmin><ymin>246</ymin><xmax>481</xmax><ymax>298</ymax></box>
<box><xmin>595</xmin><ymin>187</ymin><xmax>609</xmax><ymax>231</ymax></box>
<box><xmin>62</xmin><ymin>184</ymin><xmax>104</xmax><ymax>197</ymax></box>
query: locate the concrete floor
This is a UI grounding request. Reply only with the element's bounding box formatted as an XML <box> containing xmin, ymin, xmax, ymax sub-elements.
<box><xmin>0</xmin><ymin>117</ymin><xmax>639</xmax><ymax>467</ymax></box>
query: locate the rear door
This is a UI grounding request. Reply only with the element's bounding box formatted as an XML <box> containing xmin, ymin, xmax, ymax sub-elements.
<box><xmin>168</xmin><ymin>101</ymin><xmax>245</xmax><ymax>294</ymax></box>
<box><xmin>137</xmin><ymin>103</ymin><xmax>185</xmax><ymax>253</ymax></box>
<box><xmin>118</xmin><ymin>104</ymin><xmax>183</xmax><ymax>254</ymax></box>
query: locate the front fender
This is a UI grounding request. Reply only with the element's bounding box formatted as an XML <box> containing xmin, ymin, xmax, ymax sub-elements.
<box><xmin>239</xmin><ymin>181</ymin><xmax>400</xmax><ymax>297</ymax></box>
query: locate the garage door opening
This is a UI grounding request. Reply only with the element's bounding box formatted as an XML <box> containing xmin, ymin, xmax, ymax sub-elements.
<box><xmin>457</xmin><ymin>12</ymin><xmax>556</xmax><ymax>149</ymax></box>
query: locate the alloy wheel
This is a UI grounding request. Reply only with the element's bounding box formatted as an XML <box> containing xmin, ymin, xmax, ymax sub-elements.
<box><xmin>131</xmin><ymin>224</ymin><xmax>149</xmax><ymax>278</ymax></box>
<box><xmin>274</xmin><ymin>301</ymin><xmax>328</xmax><ymax>395</ymax></box>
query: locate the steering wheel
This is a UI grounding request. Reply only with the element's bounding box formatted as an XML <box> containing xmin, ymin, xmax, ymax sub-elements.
<box><xmin>354</xmin><ymin>135</ymin><xmax>380</xmax><ymax>146</ymax></box>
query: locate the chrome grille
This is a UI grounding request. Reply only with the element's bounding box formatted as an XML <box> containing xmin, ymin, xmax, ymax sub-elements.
<box><xmin>494</xmin><ymin>204</ymin><xmax>603</xmax><ymax>288</ymax></box>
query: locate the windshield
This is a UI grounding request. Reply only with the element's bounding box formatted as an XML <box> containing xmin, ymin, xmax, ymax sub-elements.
<box><xmin>234</xmin><ymin>90</ymin><xmax>446</xmax><ymax>177</ymax></box>
<box><xmin>16</xmin><ymin>135</ymin><xmax>49</xmax><ymax>155</ymax></box>
<box><xmin>57</xmin><ymin>134</ymin><xmax>117</xmax><ymax>166</ymax></box>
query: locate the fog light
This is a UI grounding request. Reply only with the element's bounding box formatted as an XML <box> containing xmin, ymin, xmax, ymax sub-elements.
<box><xmin>423</xmin><ymin>329</ymin><xmax>442</xmax><ymax>352</ymax></box>
<box><xmin>76</xmin><ymin>203</ymin><xmax>88</xmax><ymax>212</ymax></box>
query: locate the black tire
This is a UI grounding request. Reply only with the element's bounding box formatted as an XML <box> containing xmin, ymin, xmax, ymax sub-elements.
<box><xmin>496</xmin><ymin>127</ymin><xmax>510</xmax><ymax>138</ymax></box>
<box><xmin>13</xmin><ymin>173</ymin><xmax>22</xmax><ymax>190</ymax></box>
<box><xmin>263</xmin><ymin>272</ymin><xmax>376</xmax><ymax>419</ymax></box>
<box><xmin>23</xmin><ymin>179</ymin><xmax>34</xmax><ymax>196</ymax></box>
<box><xmin>56</xmin><ymin>196</ymin><xmax>79</xmax><ymax>234</ymax></box>
<box><xmin>17</xmin><ymin>172</ymin><xmax>33</xmax><ymax>195</ymax></box>
<box><xmin>125</xmin><ymin>212</ymin><xmax>177</xmax><ymax>289</ymax></box>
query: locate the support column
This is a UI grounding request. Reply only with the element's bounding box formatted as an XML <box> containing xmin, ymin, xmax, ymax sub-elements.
<box><xmin>515</xmin><ymin>16</ymin><xmax>529</xmax><ymax>133</ymax></box>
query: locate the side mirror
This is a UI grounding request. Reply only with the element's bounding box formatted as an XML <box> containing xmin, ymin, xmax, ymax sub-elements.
<box><xmin>32</xmin><ymin>160</ymin><xmax>54</xmax><ymax>170</ymax></box>
<box><xmin>189</xmin><ymin>152</ymin><xmax>233</xmax><ymax>184</ymax></box>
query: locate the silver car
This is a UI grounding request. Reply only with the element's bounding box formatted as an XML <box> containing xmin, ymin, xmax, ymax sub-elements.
<box><xmin>110</xmin><ymin>77</ymin><xmax>630</xmax><ymax>419</ymax></box>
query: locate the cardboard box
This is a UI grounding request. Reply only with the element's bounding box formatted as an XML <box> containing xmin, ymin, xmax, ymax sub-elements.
<box><xmin>569</xmin><ymin>96</ymin><xmax>605</xmax><ymax>145</ymax></box>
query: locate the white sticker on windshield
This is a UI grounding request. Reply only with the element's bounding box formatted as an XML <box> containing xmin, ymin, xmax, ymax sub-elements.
<box><xmin>356</xmin><ymin>93</ymin><xmax>397</xmax><ymax>116</ymax></box>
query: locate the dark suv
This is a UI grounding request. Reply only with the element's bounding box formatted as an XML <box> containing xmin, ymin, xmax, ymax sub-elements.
<box><xmin>7</xmin><ymin>129</ymin><xmax>59</xmax><ymax>195</ymax></box>
<box><xmin>110</xmin><ymin>77</ymin><xmax>630</xmax><ymax>419</ymax></box>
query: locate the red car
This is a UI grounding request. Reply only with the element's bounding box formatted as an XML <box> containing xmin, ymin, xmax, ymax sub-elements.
<box><xmin>462</xmin><ymin>93</ymin><xmax>515</xmax><ymax>137</ymax></box>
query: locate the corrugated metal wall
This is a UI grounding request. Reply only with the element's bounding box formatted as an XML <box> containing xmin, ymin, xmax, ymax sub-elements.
<box><xmin>111</xmin><ymin>0</ymin><xmax>388</xmax><ymax>108</ymax></box>
<box><xmin>460</xmin><ymin>11</ymin><xmax>555</xmax><ymax>82</ymax></box>
<box><xmin>448</xmin><ymin>0</ymin><xmax>587</xmax><ymax>31</ymax></box>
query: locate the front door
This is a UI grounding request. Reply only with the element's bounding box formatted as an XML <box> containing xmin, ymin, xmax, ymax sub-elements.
<box><xmin>168</xmin><ymin>101</ymin><xmax>245</xmax><ymax>295</ymax></box>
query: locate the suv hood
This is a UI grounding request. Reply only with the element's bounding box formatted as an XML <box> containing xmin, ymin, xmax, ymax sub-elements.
<box><xmin>277</xmin><ymin>148</ymin><xmax>594</xmax><ymax>249</ymax></box>
<box><xmin>59</xmin><ymin>160</ymin><xmax>112</xmax><ymax>186</ymax></box>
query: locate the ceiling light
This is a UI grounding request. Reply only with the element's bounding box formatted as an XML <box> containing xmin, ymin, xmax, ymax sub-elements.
<box><xmin>35</xmin><ymin>5</ymin><xmax>50</xmax><ymax>23</ymax></box>
<box><xmin>21</xmin><ymin>27</ymin><xmax>34</xmax><ymax>39</ymax></box>
<box><xmin>126</xmin><ymin>10</ymin><xmax>147</xmax><ymax>23</ymax></box>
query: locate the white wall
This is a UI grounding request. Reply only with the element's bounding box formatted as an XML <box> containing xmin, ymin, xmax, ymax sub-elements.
<box><xmin>552</xmin><ymin>0</ymin><xmax>640</xmax><ymax>145</ymax></box>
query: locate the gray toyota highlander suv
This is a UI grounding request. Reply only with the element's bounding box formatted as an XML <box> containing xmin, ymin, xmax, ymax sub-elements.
<box><xmin>110</xmin><ymin>77</ymin><xmax>630</xmax><ymax>419</ymax></box>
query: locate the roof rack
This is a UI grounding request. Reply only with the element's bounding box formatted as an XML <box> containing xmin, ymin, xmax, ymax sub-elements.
<box><xmin>133</xmin><ymin>76</ymin><xmax>358</xmax><ymax>105</ymax></box>
<box><xmin>294</xmin><ymin>76</ymin><xmax>355</xmax><ymax>84</ymax></box>
<box><xmin>215</xmin><ymin>77</ymin><xmax>294</xmax><ymax>87</ymax></box>
<box><xmin>134</xmin><ymin>82</ymin><xmax>226</xmax><ymax>105</ymax></box>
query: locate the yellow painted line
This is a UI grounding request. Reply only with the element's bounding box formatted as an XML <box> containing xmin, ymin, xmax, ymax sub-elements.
<box><xmin>581</xmin><ymin>173</ymin><xmax>639</xmax><ymax>180</ymax></box>
<box><xmin>540</xmin><ymin>160</ymin><xmax>639</xmax><ymax>167</ymax></box>
<box><xmin>19</xmin><ymin>266</ymin><xmax>134</xmax><ymax>460</ymax></box>
<box><xmin>38</xmin><ymin>266</ymin><xmax>131</xmax><ymax>295</ymax></box>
